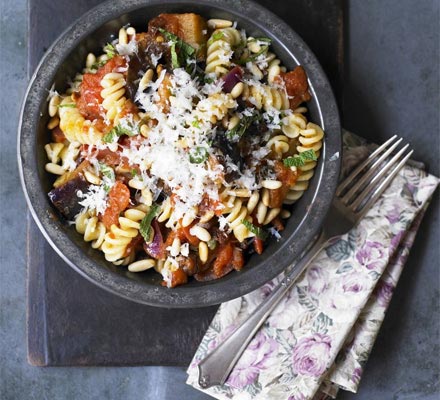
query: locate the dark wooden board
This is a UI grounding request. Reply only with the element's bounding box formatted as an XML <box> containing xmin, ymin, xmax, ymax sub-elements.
<box><xmin>27</xmin><ymin>0</ymin><xmax>344</xmax><ymax>366</ymax></box>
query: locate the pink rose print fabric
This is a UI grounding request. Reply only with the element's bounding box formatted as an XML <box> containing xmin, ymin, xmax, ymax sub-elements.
<box><xmin>186</xmin><ymin>131</ymin><xmax>439</xmax><ymax>400</ymax></box>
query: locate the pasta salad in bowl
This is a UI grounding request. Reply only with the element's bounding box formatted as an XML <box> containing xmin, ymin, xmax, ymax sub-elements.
<box><xmin>19</xmin><ymin>0</ymin><xmax>340</xmax><ymax>306</ymax></box>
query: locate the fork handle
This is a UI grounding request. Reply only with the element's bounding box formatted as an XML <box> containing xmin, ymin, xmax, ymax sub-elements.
<box><xmin>197</xmin><ymin>232</ymin><xmax>328</xmax><ymax>388</ymax></box>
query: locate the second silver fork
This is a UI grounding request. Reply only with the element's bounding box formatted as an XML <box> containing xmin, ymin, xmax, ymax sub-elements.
<box><xmin>198</xmin><ymin>135</ymin><xmax>413</xmax><ymax>388</ymax></box>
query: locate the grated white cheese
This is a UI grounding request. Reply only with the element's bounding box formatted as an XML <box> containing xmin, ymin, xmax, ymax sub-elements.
<box><xmin>269</xmin><ymin>227</ymin><xmax>282</xmax><ymax>241</ymax></box>
<box><xmin>180</xmin><ymin>243</ymin><xmax>189</xmax><ymax>257</ymax></box>
<box><xmin>150</xmin><ymin>52</ymin><xmax>162</xmax><ymax>67</ymax></box>
<box><xmin>77</xmin><ymin>184</ymin><xmax>108</xmax><ymax>215</ymax></box>
<box><xmin>116</xmin><ymin>40</ymin><xmax>137</xmax><ymax>56</ymax></box>
<box><xmin>218</xmin><ymin>215</ymin><xmax>229</xmax><ymax>231</ymax></box>
<box><xmin>263</xmin><ymin>107</ymin><xmax>282</xmax><ymax>130</ymax></box>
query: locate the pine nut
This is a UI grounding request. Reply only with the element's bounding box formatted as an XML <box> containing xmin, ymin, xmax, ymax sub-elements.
<box><xmin>47</xmin><ymin>116</ymin><xmax>59</xmax><ymax>130</ymax></box>
<box><xmin>230</xmin><ymin>82</ymin><xmax>244</xmax><ymax>98</ymax></box>
<box><xmin>190</xmin><ymin>225</ymin><xmax>211</xmax><ymax>242</ymax></box>
<box><xmin>198</xmin><ymin>242</ymin><xmax>209</xmax><ymax>263</ymax></box>
<box><xmin>48</xmin><ymin>95</ymin><xmax>61</xmax><ymax>117</ymax></box>
<box><xmin>207</xmin><ymin>19</ymin><xmax>233</xmax><ymax>29</ymax></box>
<box><xmin>262</xmin><ymin>180</ymin><xmax>283</xmax><ymax>190</ymax></box>
<box><xmin>45</xmin><ymin>163</ymin><xmax>65</xmax><ymax>175</ymax></box>
<box><xmin>128</xmin><ymin>259</ymin><xmax>156</xmax><ymax>272</ymax></box>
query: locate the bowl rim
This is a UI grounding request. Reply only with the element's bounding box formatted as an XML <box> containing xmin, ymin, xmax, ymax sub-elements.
<box><xmin>18</xmin><ymin>0</ymin><xmax>341</xmax><ymax>308</ymax></box>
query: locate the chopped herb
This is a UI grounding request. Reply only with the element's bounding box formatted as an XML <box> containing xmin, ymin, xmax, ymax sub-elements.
<box><xmin>91</xmin><ymin>59</ymin><xmax>107</xmax><ymax>70</ymax></box>
<box><xmin>226</xmin><ymin>110</ymin><xmax>262</xmax><ymax>141</ymax></box>
<box><xmin>170</xmin><ymin>42</ymin><xmax>180</xmax><ymax>68</ymax></box>
<box><xmin>203</xmin><ymin>76</ymin><xmax>215</xmax><ymax>84</ymax></box>
<box><xmin>207</xmin><ymin>30</ymin><xmax>224</xmax><ymax>45</ymax></box>
<box><xmin>90</xmin><ymin>43</ymin><xmax>117</xmax><ymax>70</ymax></box>
<box><xmin>103</xmin><ymin>43</ymin><xmax>117</xmax><ymax>58</ymax></box>
<box><xmin>207</xmin><ymin>239</ymin><xmax>218</xmax><ymax>250</ymax></box>
<box><xmin>189</xmin><ymin>147</ymin><xmax>209</xmax><ymax>164</ymax></box>
<box><xmin>283</xmin><ymin>149</ymin><xmax>317</xmax><ymax>167</ymax></box>
<box><xmin>130</xmin><ymin>169</ymin><xmax>138</xmax><ymax>178</ymax></box>
<box><xmin>102</xmin><ymin>123</ymin><xmax>138</xmax><ymax>143</ymax></box>
<box><xmin>99</xmin><ymin>163</ymin><xmax>115</xmax><ymax>192</ymax></box>
<box><xmin>158</xmin><ymin>28</ymin><xmax>196</xmax><ymax>71</ymax></box>
<box><xmin>237</xmin><ymin>45</ymin><xmax>269</xmax><ymax>65</ymax></box>
<box><xmin>236</xmin><ymin>37</ymin><xmax>272</xmax><ymax>65</ymax></box>
<box><xmin>242</xmin><ymin>220</ymin><xmax>268</xmax><ymax>240</ymax></box>
<box><xmin>191</xmin><ymin>118</ymin><xmax>201</xmax><ymax>129</ymax></box>
<box><xmin>58</xmin><ymin>103</ymin><xmax>76</xmax><ymax>108</ymax></box>
<box><xmin>139</xmin><ymin>204</ymin><xmax>160</xmax><ymax>242</ymax></box>
<box><xmin>249</xmin><ymin>37</ymin><xmax>272</xmax><ymax>44</ymax></box>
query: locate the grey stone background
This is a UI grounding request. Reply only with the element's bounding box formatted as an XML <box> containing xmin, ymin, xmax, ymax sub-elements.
<box><xmin>0</xmin><ymin>0</ymin><xmax>438</xmax><ymax>399</ymax></box>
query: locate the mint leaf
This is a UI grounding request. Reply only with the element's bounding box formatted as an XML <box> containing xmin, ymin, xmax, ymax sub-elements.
<box><xmin>99</xmin><ymin>163</ymin><xmax>115</xmax><ymax>192</ymax></box>
<box><xmin>104</xmin><ymin>43</ymin><xmax>117</xmax><ymax>58</ymax></box>
<box><xmin>242</xmin><ymin>219</ymin><xmax>268</xmax><ymax>240</ymax></box>
<box><xmin>99</xmin><ymin>163</ymin><xmax>115</xmax><ymax>181</ymax></box>
<box><xmin>250</xmin><ymin>37</ymin><xmax>272</xmax><ymax>44</ymax></box>
<box><xmin>170</xmin><ymin>42</ymin><xmax>180</xmax><ymax>68</ymax></box>
<box><xmin>191</xmin><ymin>118</ymin><xmax>201</xmax><ymax>129</ymax></box>
<box><xmin>283</xmin><ymin>149</ymin><xmax>317</xmax><ymax>167</ymax></box>
<box><xmin>301</xmin><ymin>149</ymin><xmax>318</xmax><ymax>161</ymax></box>
<box><xmin>207</xmin><ymin>30</ymin><xmax>224</xmax><ymax>46</ymax></box>
<box><xmin>235</xmin><ymin>38</ymin><xmax>272</xmax><ymax>65</ymax></box>
<box><xmin>58</xmin><ymin>103</ymin><xmax>76</xmax><ymax>108</ymax></box>
<box><xmin>226</xmin><ymin>110</ymin><xmax>262</xmax><ymax>141</ymax></box>
<box><xmin>189</xmin><ymin>147</ymin><xmax>208</xmax><ymax>164</ymax></box>
<box><xmin>203</xmin><ymin>76</ymin><xmax>215</xmax><ymax>84</ymax></box>
<box><xmin>102</xmin><ymin>124</ymin><xmax>138</xmax><ymax>143</ymax></box>
<box><xmin>139</xmin><ymin>204</ymin><xmax>160</xmax><ymax>242</ymax></box>
<box><xmin>158</xmin><ymin>28</ymin><xmax>196</xmax><ymax>71</ymax></box>
<box><xmin>158</xmin><ymin>28</ymin><xmax>195</xmax><ymax>58</ymax></box>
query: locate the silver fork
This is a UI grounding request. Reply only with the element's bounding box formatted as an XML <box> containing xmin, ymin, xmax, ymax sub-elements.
<box><xmin>198</xmin><ymin>135</ymin><xmax>413</xmax><ymax>388</ymax></box>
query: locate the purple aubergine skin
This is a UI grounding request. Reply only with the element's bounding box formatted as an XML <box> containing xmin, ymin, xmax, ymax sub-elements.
<box><xmin>48</xmin><ymin>175</ymin><xmax>90</xmax><ymax>220</ymax></box>
<box><xmin>18</xmin><ymin>0</ymin><xmax>341</xmax><ymax>308</ymax></box>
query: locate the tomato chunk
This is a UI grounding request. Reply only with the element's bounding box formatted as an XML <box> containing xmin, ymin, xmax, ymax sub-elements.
<box><xmin>101</xmin><ymin>181</ymin><xmax>130</xmax><ymax>229</ymax></box>
<box><xmin>162</xmin><ymin>268</ymin><xmax>188</xmax><ymax>288</ymax></box>
<box><xmin>51</xmin><ymin>127</ymin><xmax>66</xmax><ymax>143</ymax></box>
<box><xmin>213</xmin><ymin>241</ymin><xmax>234</xmax><ymax>277</ymax></box>
<box><xmin>77</xmin><ymin>56</ymin><xmax>127</xmax><ymax>120</ymax></box>
<box><xmin>231</xmin><ymin>247</ymin><xmax>244</xmax><ymax>271</ymax></box>
<box><xmin>181</xmin><ymin>224</ymin><xmax>200</xmax><ymax>247</ymax></box>
<box><xmin>278</xmin><ymin>66</ymin><xmax>311</xmax><ymax>110</ymax></box>
<box><xmin>254</xmin><ymin>237</ymin><xmax>264</xmax><ymax>255</ymax></box>
<box><xmin>124</xmin><ymin>234</ymin><xmax>144</xmax><ymax>257</ymax></box>
<box><xmin>268</xmin><ymin>161</ymin><xmax>299</xmax><ymax>208</ymax></box>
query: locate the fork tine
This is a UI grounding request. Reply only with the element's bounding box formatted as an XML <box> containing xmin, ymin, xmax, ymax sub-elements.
<box><xmin>336</xmin><ymin>135</ymin><xmax>399</xmax><ymax>196</ymax></box>
<box><xmin>351</xmin><ymin>147</ymin><xmax>413</xmax><ymax>212</ymax></box>
<box><xmin>341</xmin><ymin>141</ymin><xmax>407</xmax><ymax>205</ymax></box>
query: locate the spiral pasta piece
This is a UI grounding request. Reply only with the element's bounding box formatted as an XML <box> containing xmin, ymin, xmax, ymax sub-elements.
<box><xmin>101</xmin><ymin>205</ymin><xmax>148</xmax><ymax>264</ymax></box>
<box><xmin>195</xmin><ymin>93</ymin><xmax>237</xmax><ymax>123</ymax></box>
<box><xmin>284</xmin><ymin>122</ymin><xmax>324</xmax><ymax>203</ymax></box>
<box><xmin>75</xmin><ymin>211</ymin><xmax>107</xmax><ymax>249</ymax></box>
<box><xmin>44</xmin><ymin>141</ymin><xmax>81</xmax><ymax>175</ymax></box>
<box><xmin>100</xmin><ymin>72</ymin><xmax>127</xmax><ymax>122</ymax></box>
<box><xmin>243</xmin><ymin>84</ymin><xmax>290</xmax><ymax>111</ymax></box>
<box><xmin>221</xmin><ymin>197</ymin><xmax>254</xmax><ymax>242</ymax></box>
<box><xmin>205</xmin><ymin>27</ymin><xmax>242</xmax><ymax>76</ymax></box>
<box><xmin>281</xmin><ymin>112</ymin><xmax>307</xmax><ymax>138</ymax></box>
<box><xmin>266</xmin><ymin>134</ymin><xmax>290</xmax><ymax>157</ymax></box>
<box><xmin>59</xmin><ymin>97</ymin><xmax>103</xmax><ymax>144</ymax></box>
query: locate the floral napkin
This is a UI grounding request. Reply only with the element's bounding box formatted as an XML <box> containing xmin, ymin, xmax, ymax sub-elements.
<box><xmin>186</xmin><ymin>131</ymin><xmax>439</xmax><ymax>400</ymax></box>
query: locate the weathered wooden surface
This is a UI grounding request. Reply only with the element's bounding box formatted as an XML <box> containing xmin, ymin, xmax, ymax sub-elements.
<box><xmin>27</xmin><ymin>0</ymin><xmax>344</xmax><ymax>366</ymax></box>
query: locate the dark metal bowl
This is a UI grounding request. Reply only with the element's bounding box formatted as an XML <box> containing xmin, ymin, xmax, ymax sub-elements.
<box><xmin>18</xmin><ymin>0</ymin><xmax>341</xmax><ymax>307</ymax></box>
